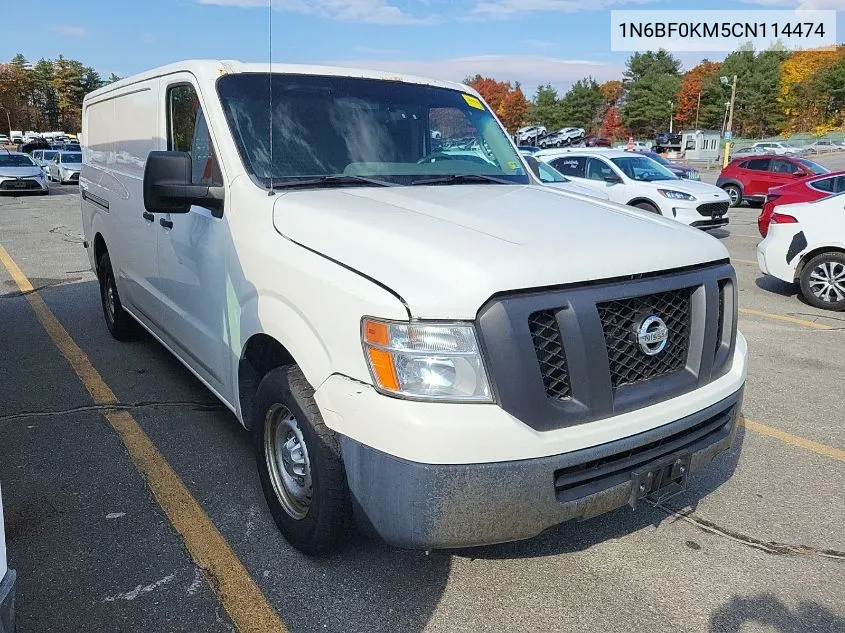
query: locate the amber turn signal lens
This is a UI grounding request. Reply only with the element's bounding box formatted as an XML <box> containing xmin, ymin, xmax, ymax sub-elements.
<box><xmin>363</xmin><ymin>319</ymin><xmax>390</xmax><ymax>346</ymax></box>
<box><xmin>366</xmin><ymin>347</ymin><xmax>399</xmax><ymax>391</ymax></box>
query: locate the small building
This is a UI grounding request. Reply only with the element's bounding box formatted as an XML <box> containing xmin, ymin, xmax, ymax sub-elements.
<box><xmin>679</xmin><ymin>130</ymin><xmax>721</xmax><ymax>161</ymax></box>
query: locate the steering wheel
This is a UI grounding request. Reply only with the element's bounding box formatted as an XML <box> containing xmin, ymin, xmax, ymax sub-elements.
<box><xmin>417</xmin><ymin>152</ymin><xmax>457</xmax><ymax>164</ymax></box>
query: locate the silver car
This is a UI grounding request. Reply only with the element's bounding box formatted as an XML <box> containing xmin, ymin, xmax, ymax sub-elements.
<box><xmin>31</xmin><ymin>149</ymin><xmax>59</xmax><ymax>171</ymax></box>
<box><xmin>47</xmin><ymin>150</ymin><xmax>83</xmax><ymax>184</ymax></box>
<box><xmin>0</xmin><ymin>151</ymin><xmax>49</xmax><ymax>194</ymax></box>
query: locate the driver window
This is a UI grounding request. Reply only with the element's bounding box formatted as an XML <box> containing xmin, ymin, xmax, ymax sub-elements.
<box><xmin>586</xmin><ymin>157</ymin><xmax>613</xmax><ymax>181</ymax></box>
<box><xmin>167</xmin><ymin>83</ymin><xmax>223</xmax><ymax>186</ymax></box>
<box><xmin>771</xmin><ymin>158</ymin><xmax>795</xmax><ymax>174</ymax></box>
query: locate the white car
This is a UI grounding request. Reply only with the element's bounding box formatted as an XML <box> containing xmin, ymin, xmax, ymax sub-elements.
<box><xmin>522</xmin><ymin>153</ymin><xmax>610</xmax><ymax>199</ymax></box>
<box><xmin>752</xmin><ymin>141</ymin><xmax>810</xmax><ymax>156</ymax></box>
<box><xmin>47</xmin><ymin>150</ymin><xmax>82</xmax><ymax>184</ymax></box>
<box><xmin>81</xmin><ymin>60</ymin><xmax>746</xmax><ymax>554</ymax></box>
<box><xmin>0</xmin><ymin>485</ymin><xmax>16</xmax><ymax>633</ymax></box>
<box><xmin>536</xmin><ymin>148</ymin><xmax>731</xmax><ymax>229</ymax></box>
<box><xmin>516</xmin><ymin>125</ymin><xmax>547</xmax><ymax>143</ymax></box>
<box><xmin>757</xmin><ymin>193</ymin><xmax>845</xmax><ymax>311</ymax></box>
<box><xmin>806</xmin><ymin>139</ymin><xmax>845</xmax><ymax>154</ymax></box>
<box><xmin>0</xmin><ymin>151</ymin><xmax>49</xmax><ymax>194</ymax></box>
<box><xmin>31</xmin><ymin>148</ymin><xmax>59</xmax><ymax>171</ymax></box>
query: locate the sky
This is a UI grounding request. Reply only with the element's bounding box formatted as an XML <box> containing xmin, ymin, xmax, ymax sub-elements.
<box><xmin>1</xmin><ymin>0</ymin><xmax>843</xmax><ymax>97</ymax></box>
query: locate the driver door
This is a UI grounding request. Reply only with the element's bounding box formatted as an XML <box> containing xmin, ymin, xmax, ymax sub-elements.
<box><xmin>154</xmin><ymin>77</ymin><xmax>232</xmax><ymax>398</ymax></box>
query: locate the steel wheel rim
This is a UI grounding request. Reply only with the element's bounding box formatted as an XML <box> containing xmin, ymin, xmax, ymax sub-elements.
<box><xmin>809</xmin><ymin>261</ymin><xmax>845</xmax><ymax>303</ymax></box>
<box><xmin>727</xmin><ymin>187</ymin><xmax>740</xmax><ymax>206</ymax></box>
<box><xmin>105</xmin><ymin>277</ymin><xmax>117</xmax><ymax>321</ymax></box>
<box><xmin>264</xmin><ymin>404</ymin><xmax>313</xmax><ymax>520</ymax></box>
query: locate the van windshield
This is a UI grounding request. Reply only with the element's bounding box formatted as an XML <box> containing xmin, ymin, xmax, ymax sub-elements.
<box><xmin>216</xmin><ymin>73</ymin><xmax>529</xmax><ymax>187</ymax></box>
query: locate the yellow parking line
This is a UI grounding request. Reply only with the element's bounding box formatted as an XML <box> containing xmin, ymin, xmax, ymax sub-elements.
<box><xmin>740</xmin><ymin>417</ymin><xmax>845</xmax><ymax>463</ymax></box>
<box><xmin>0</xmin><ymin>245</ymin><xmax>286</xmax><ymax>633</ymax></box>
<box><xmin>738</xmin><ymin>307</ymin><xmax>834</xmax><ymax>330</ymax></box>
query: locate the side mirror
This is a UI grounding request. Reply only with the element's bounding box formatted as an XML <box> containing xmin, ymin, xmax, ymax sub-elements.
<box><xmin>792</xmin><ymin>170</ymin><xmax>806</xmax><ymax>178</ymax></box>
<box><xmin>143</xmin><ymin>151</ymin><xmax>224</xmax><ymax>216</ymax></box>
<box><xmin>604</xmin><ymin>174</ymin><xmax>622</xmax><ymax>184</ymax></box>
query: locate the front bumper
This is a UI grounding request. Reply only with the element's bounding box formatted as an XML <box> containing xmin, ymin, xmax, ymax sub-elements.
<box><xmin>0</xmin><ymin>568</ymin><xmax>15</xmax><ymax>633</ymax></box>
<box><xmin>343</xmin><ymin>388</ymin><xmax>743</xmax><ymax>550</ymax></box>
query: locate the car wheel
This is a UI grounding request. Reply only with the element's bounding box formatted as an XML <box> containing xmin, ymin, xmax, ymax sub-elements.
<box><xmin>254</xmin><ymin>365</ymin><xmax>352</xmax><ymax>555</ymax></box>
<box><xmin>723</xmin><ymin>184</ymin><xmax>742</xmax><ymax>207</ymax></box>
<box><xmin>97</xmin><ymin>251</ymin><xmax>138</xmax><ymax>340</ymax></box>
<box><xmin>799</xmin><ymin>252</ymin><xmax>845</xmax><ymax>311</ymax></box>
<box><xmin>634</xmin><ymin>201</ymin><xmax>661</xmax><ymax>215</ymax></box>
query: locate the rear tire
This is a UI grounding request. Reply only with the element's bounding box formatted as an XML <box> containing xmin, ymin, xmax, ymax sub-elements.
<box><xmin>634</xmin><ymin>201</ymin><xmax>661</xmax><ymax>215</ymax></box>
<box><xmin>253</xmin><ymin>366</ymin><xmax>352</xmax><ymax>555</ymax></box>
<box><xmin>723</xmin><ymin>184</ymin><xmax>742</xmax><ymax>208</ymax></box>
<box><xmin>799</xmin><ymin>252</ymin><xmax>845</xmax><ymax>311</ymax></box>
<box><xmin>97</xmin><ymin>252</ymin><xmax>138</xmax><ymax>340</ymax></box>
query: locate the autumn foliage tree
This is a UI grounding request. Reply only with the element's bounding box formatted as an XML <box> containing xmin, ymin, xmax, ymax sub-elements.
<box><xmin>675</xmin><ymin>60</ymin><xmax>721</xmax><ymax>129</ymax></box>
<box><xmin>599</xmin><ymin>80</ymin><xmax>623</xmax><ymax>107</ymax></box>
<box><xmin>601</xmin><ymin>106</ymin><xmax>627</xmax><ymax>140</ymax></box>
<box><xmin>464</xmin><ymin>75</ymin><xmax>511</xmax><ymax>112</ymax></box>
<box><xmin>779</xmin><ymin>47</ymin><xmax>845</xmax><ymax>133</ymax></box>
<box><xmin>465</xmin><ymin>75</ymin><xmax>529</xmax><ymax>133</ymax></box>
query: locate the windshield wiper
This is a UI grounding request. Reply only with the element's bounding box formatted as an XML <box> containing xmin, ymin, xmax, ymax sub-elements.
<box><xmin>410</xmin><ymin>174</ymin><xmax>514</xmax><ymax>186</ymax></box>
<box><xmin>270</xmin><ymin>175</ymin><xmax>395</xmax><ymax>190</ymax></box>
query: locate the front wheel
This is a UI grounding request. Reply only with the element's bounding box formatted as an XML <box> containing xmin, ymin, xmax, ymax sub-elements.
<box><xmin>723</xmin><ymin>184</ymin><xmax>742</xmax><ymax>208</ymax></box>
<box><xmin>799</xmin><ymin>252</ymin><xmax>845</xmax><ymax>311</ymax></box>
<box><xmin>634</xmin><ymin>201</ymin><xmax>661</xmax><ymax>215</ymax></box>
<box><xmin>254</xmin><ymin>366</ymin><xmax>352</xmax><ymax>554</ymax></box>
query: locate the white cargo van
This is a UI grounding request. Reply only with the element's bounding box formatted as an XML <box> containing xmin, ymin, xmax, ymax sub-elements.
<box><xmin>0</xmin><ymin>485</ymin><xmax>15</xmax><ymax>633</ymax></box>
<box><xmin>81</xmin><ymin>61</ymin><xmax>747</xmax><ymax>553</ymax></box>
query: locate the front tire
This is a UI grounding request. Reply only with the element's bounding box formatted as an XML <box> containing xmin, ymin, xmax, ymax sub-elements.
<box><xmin>799</xmin><ymin>252</ymin><xmax>845</xmax><ymax>311</ymax></box>
<box><xmin>254</xmin><ymin>366</ymin><xmax>352</xmax><ymax>554</ymax></box>
<box><xmin>723</xmin><ymin>184</ymin><xmax>742</xmax><ymax>208</ymax></box>
<box><xmin>97</xmin><ymin>252</ymin><xmax>138</xmax><ymax>340</ymax></box>
<box><xmin>634</xmin><ymin>201</ymin><xmax>661</xmax><ymax>215</ymax></box>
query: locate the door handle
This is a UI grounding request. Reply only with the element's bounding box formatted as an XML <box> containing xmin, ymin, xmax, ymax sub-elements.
<box><xmin>142</xmin><ymin>211</ymin><xmax>154</xmax><ymax>222</ymax></box>
<box><xmin>159</xmin><ymin>218</ymin><xmax>174</xmax><ymax>229</ymax></box>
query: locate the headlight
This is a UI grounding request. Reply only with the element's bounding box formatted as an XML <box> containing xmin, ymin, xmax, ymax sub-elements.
<box><xmin>657</xmin><ymin>189</ymin><xmax>697</xmax><ymax>201</ymax></box>
<box><xmin>362</xmin><ymin>318</ymin><xmax>492</xmax><ymax>402</ymax></box>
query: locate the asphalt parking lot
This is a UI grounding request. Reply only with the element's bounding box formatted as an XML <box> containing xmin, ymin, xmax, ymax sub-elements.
<box><xmin>1</xmin><ymin>169</ymin><xmax>843</xmax><ymax>633</ymax></box>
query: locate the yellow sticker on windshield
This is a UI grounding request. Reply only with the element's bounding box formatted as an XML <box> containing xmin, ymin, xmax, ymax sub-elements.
<box><xmin>463</xmin><ymin>94</ymin><xmax>484</xmax><ymax>110</ymax></box>
<box><xmin>507</xmin><ymin>161</ymin><xmax>518</xmax><ymax>171</ymax></box>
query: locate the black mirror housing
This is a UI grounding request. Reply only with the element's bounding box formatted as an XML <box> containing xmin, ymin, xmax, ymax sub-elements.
<box><xmin>604</xmin><ymin>174</ymin><xmax>621</xmax><ymax>184</ymax></box>
<box><xmin>143</xmin><ymin>151</ymin><xmax>224</xmax><ymax>215</ymax></box>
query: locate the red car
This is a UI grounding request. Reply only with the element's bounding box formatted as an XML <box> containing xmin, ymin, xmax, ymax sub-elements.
<box><xmin>757</xmin><ymin>170</ymin><xmax>845</xmax><ymax>237</ymax></box>
<box><xmin>716</xmin><ymin>154</ymin><xmax>829</xmax><ymax>208</ymax></box>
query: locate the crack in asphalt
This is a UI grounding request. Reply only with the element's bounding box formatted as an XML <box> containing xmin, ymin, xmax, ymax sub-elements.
<box><xmin>0</xmin><ymin>400</ymin><xmax>227</xmax><ymax>423</ymax></box>
<box><xmin>653</xmin><ymin>501</ymin><xmax>845</xmax><ymax>561</ymax></box>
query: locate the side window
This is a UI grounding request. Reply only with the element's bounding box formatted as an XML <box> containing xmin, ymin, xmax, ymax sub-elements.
<box><xmin>551</xmin><ymin>157</ymin><xmax>585</xmax><ymax>178</ymax></box>
<box><xmin>167</xmin><ymin>83</ymin><xmax>222</xmax><ymax>186</ymax></box>
<box><xmin>585</xmin><ymin>157</ymin><xmax>614</xmax><ymax>181</ymax></box>
<box><xmin>771</xmin><ymin>158</ymin><xmax>796</xmax><ymax>174</ymax></box>
<box><xmin>836</xmin><ymin>176</ymin><xmax>845</xmax><ymax>193</ymax></box>
<box><xmin>811</xmin><ymin>177</ymin><xmax>834</xmax><ymax>193</ymax></box>
<box><xmin>745</xmin><ymin>158</ymin><xmax>771</xmax><ymax>172</ymax></box>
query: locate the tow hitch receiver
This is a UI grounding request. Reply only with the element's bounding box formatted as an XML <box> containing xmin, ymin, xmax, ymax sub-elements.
<box><xmin>628</xmin><ymin>453</ymin><xmax>691</xmax><ymax>509</ymax></box>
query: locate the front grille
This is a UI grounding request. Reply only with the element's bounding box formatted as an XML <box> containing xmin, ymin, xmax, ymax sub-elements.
<box><xmin>529</xmin><ymin>310</ymin><xmax>571</xmax><ymax>400</ymax></box>
<box><xmin>597</xmin><ymin>289</ymin><xmax>691</xmax><ymax>390</ymax></box>
<box><xmin>697</xmin><ymin>201</ymin><xmax>730</xmax><ymax>217</ymax></box>
<box><xmin>0</xmin><ymin>179</ymin><xmax>41</xmax><ymax>191</ymax></box>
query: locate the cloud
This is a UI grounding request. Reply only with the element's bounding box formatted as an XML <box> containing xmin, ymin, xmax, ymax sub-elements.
<box><xmin>741</xmin><ymin>0</ymin><xmax>842</xmax><ymax>6</ymax></box>
<box><xmin>325</xmin><ymin>54</ymin><xmax>624</xmax><ymax>96</ymax></box>
<box><xmin>196</xmin><ymin>0</ymin><xmax>434</xmax><ymax>24</ymax></box>
<box><xmin>471</xmin><ymin>0</ymin><xmax>657</xmax><ymax>19</ymax></box>
<box><xmin>49</xmin><ymin>25</ymin><xmax>88</xmax><ymax>37</ymax></box>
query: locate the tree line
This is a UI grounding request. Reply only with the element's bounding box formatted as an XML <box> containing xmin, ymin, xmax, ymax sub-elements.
<box><xmin>470</xmin><ymin>45</ymin><xmax>845</xmax><ymax>140</ymax></box>
<box><xmin>0</xmin><ymin>53</ymin><xmax>119</xmax><ymax>134</ymax></box>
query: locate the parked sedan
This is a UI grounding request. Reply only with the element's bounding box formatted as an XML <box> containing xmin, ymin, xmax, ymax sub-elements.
<box><xmin>31</xmin><ymin>149</ymin><xmax>59</xmax><ymax>171</ymax></box>
<box><xmin>633</xmin><ymin>150</ymin><xmax>700</xmax><ymax>180</ymax></box>
<box><xmin>0</xmin><ymin>151</ymin><xmax>49</xmax><ymax>194</ymax></box>
<box><xmin>47</xmin><ymin>151</ymin><xmax>82</xmax><ymax>184</ymax></box>
<box><xmin>758</xmin><ymin>171</ymin><xmax>845</xmax><ymax>237</ymax></box>
<box><xmin>757</xmin><ymin>193</ymin><xmax>845</xmax><ymax>310</ymax></box>
<box><xmin>752</xmin><ymin>141</ymin><xmax>811</xmax><ymax>156</ymax></box>
<box><xmin>806</xmin><ymin>139</ymin><xmax>845</xmax><ymax>154</ymax></box>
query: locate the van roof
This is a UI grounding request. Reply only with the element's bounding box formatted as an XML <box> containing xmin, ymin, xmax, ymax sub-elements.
<box><xmin>85</xmin><ymin>59</ymin><xmax>474</xmax><ymax>104</ymax></box>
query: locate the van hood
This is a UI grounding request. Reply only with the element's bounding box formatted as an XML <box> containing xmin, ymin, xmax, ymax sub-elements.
<box><xmin>272</xmin><ymin>184</ymin><xmax>729</xmax><ymax>318</ymax></box>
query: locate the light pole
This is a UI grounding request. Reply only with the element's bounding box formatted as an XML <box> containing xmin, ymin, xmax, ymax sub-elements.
<box><xmin>720</xmin><ymin>74</ymin><xmax>738</xmax><ymax>168</ymax></box>
<box><xmin>694</xmin><ymin>91</ymin><xmax>701</xmax><ymax>130</ymax></box>
<box><xmin>668</xmin><ymin>100</ymin><xmax>674</xmax><ymax>134</ymax></box>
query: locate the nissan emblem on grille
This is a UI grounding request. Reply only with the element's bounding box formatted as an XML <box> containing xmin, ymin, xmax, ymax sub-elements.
<box><xmin>636</xmin><ymin>315</ymin><xmax>668</xmax><ymax>356</ymax></box>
